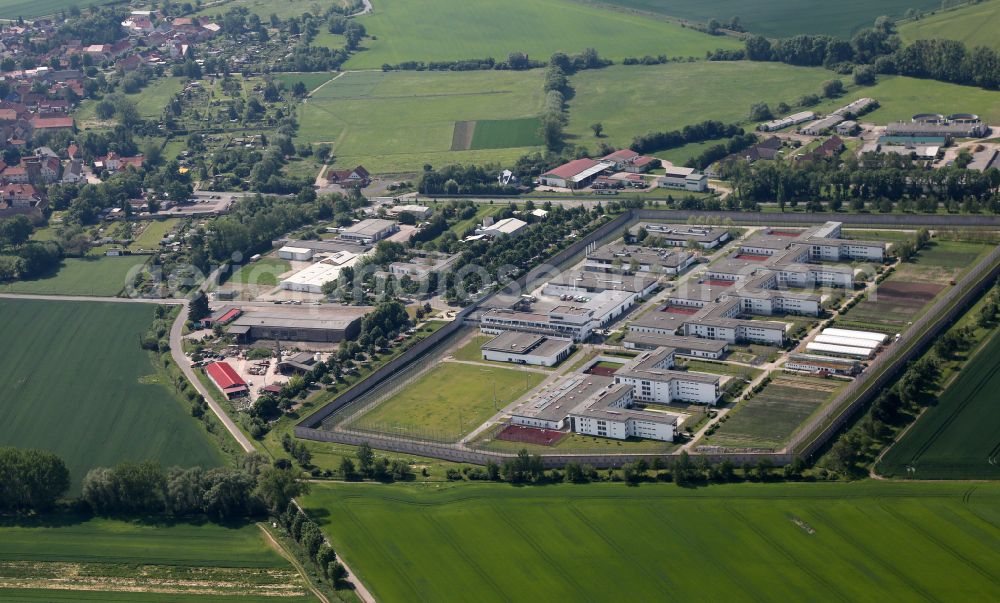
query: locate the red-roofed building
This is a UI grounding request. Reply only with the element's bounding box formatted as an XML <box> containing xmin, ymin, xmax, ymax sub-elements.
<box><xmin>539</xmin><ymin>158</ymin><xmax>613</xmax><ymax>189</ymax></box>
<box><xmin>0</xmin><ymin>183</ymin><xmax>45</xmax><ymax>208</ymax></box>
<box><xmin>205</xmin><ymin>361</ymin><xmax>248</xmax><ymax>399</ymax></box>
<box><xmin>95</xmin><ymin>151</ymin><xmax>144</xmax><ymax>172</ymax></box>
<box><xmin>602</xmin><ymin>149</ymin><xmax>658</xmax><ymax>173</ymax></box>
<box><xmin>31</xmin><ymin>116</ymin><xmax>74</xmax><ymax>131</ymax></box>
<box><xmin>326</xmin><ymin>165</ymin><xmax>370</xmax><ymax>188</ymax></box>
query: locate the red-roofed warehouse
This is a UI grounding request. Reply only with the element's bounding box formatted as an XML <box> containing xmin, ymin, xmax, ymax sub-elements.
<box><xmin>205</xmin><ymin>361</ymin><xmax>248</xmax><ymax>399</ymax></box>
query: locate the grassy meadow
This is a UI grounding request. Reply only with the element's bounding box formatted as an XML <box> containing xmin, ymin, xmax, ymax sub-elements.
<box><xmin>0</xmin><ymin>516</ymin><xmax>315</xmax><ymax>601</ymax></box>
<box><xmin>814</xmin><ymin>75</ymin><xmax>1000</xmax><ymax>124</ymax></box>
<box><xmin>304</xmin><ymin>480</ymin><xmax>1000</xmax><ymax>602</ymax></box>
<box><xmin>0</xmin><ymin>256</ymin><xmax>148</xmax><ymax>296</ymax></box>
<box><xmin>0</xmin><ymin>0</ymin><xmax>115</xmax><ymax>19</ymax></box>
<box><xmin>900</xmin><ymin>0</ymin><xmax>1000</xmax><ymax>51</ymax></box>
<box><xmin>597</xmin><ymin>0</ymin><xmax>941</xmax><ymax>38</ymax></box>
<box><xmin>564</xmin><ymin>62</ymin><xmax>836</xmax><ymax>150</ymax></box>
<box><xmin>0</xmin><ymin>299</ymin><xmax>223</xmax><ymax>490</ymax></box>
<box><xmin>231</xmin><ymin>257</ymin><xmax>292</xmax><ymax>287</ymax></box>
<box><xmin>349</xmin><ymin>362</ymin><xmax>545</xmax><ymax>441</ymax></box>
<box><xmin>344</xmin><ymin>0</ymin><xmax>740</xmax><ymax>69</ymax></box>
<box><xmin>298</xmin><ymin>69</ymin><xmax>546</xmax><ymax>172</ymax></box>
<box><xmin>196</xmin><ymin>0</ymin><xmax>354</xmax><ymax>20</ymax></box>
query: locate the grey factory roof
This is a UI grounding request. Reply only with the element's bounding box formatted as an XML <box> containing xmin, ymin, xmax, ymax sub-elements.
<box><xmin>481</xmin><ymin>331</ymin><xmax>572</xmax><ymax>357</ymax></box>
<box><xmin>230</xmin><ymin>305</ymin><xmax>372</xmax><ymax>331</ymax></box>
<box><xmin>586</xmin><ymin>244</ymin><xmax>692</xmax><ymax>269</ymax></box>
<box><xmin>623</xmin><ymin>332</ymin><xmax>729</xmax><ymax>353</ymax></box>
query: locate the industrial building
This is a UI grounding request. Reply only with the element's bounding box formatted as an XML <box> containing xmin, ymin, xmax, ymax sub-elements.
<box><xmin>278</xmin><ymin>246</ymin><xmax>314</xmax><ymax>261</ymax></box>
<box><xmin>543</xmin><ymin>270</ymin><xmax>660</xmax><ymax>298</ymax></box>
<box><xmin>280</xmin><ymin>250</ymin><xmax>359</xmax><ymax>294</ymax></box>
<box><xmin>227</xmin><ymin>305</ymin><xmax>372</xmax><ymax>343</ymax></box>
<box><xmin>758</xmin><ymin>111</ymin><xmax>815</xmax><ymax>132</ymax></box>
<box><xmin>479</xmin><ymin>217</ymin><xmax>528</xmax><ymax>238</ymax></box>
<box><xmin>785</xmin><ymin>353</ymin><xmax>861</xmax><ymax>375</ymax></box>
<box><xmin>481</xmin><ymin>290</ymin><xmax>636</xmax><ymax>341</ymax></box>
<box><xmin>480</xmin><ymin>332</ymin><xmax>574</xmax><ymax>367</ymax></box>
<box><xmin>800</xmin><ymin>114</ymin><xmax>845</xmax><ymax>136</ymax></box>
<box><xmin>805</xmin><ymin>341</ymin><xmax>875</xmax><ymax>359</ymax></box>
<box><xmin>339</xmin><ymin>219</ymin><xmax>399</xmax><ymax>244</ymax></box>
<box><xmin>538</xmin><ymin>158</ymin><xmax>614</xmax><ymax>189</ymax></box>
<box><xmin>656</xmin><ymin>166</ymin><xmax>708</xmax><ymax>192</ymax></box>
<box><xmin>205</xmin><ymin>361</ymin><xmax>249</xmax><ymax>399</ymax></box>
<box><xmin>386</xmin><ymin>204</ymin><xmax>433</xmax><ymax>220</ymax></box>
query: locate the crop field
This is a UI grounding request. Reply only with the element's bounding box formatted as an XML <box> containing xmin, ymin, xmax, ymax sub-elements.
<box><xmin>196</xmin><ymin>0</ymin><xmax>353</xmax><ymax>20</ymax></box>
<box><xmin>0</xmin><ymin>516</ymin><xmax>314</xmax><ymax>601</ymax></box>
<box><xmin>344</xmin><ymin>0</ymin><xmax>740</xmax><ymax>70</ymax></box>
<box><xmin>0</xmin><ymin>0</ymin><xmax>116</xmax><ymax>19</ymax></box>
<box><xmin>703</xmin><ymin>375</ymin><xmax>840</xmax><ymax>450</ymax></box>
<box><xmin>900</xmin><ymin>1</ymin><xmax>1000</xmax><ymax>51</ymax></box>
<box><xmin>565</xmin><ymin>62</ymin><xmax>835</xmax><ymax>150</ymax></box>
<box><xmin>878</xmin><ymin>331</ymin><xmax>1000</xmax><ymax>480</ymax></box>
<box><xmin>0</xmin><ymin>256</ymin><xmax>148</xmax><ymax>296</ymax></box>
<box><xmin>597</xmin><ymin>0</ymin><xmax>941</xmax><ymax>38</ymax></box>
<box><xmin>230</xmin><ymin>257</ymin><xmax>292</xmax><ymax>287</ymax></box>
<box><xmin>465</xmin><ymin>117</ymin><xmax>544</xmax><ymax>150</ymax></box>
<box><xmin>297</xmin><ymin>69</ymin><xmax>546</xmax><ymax>173</ymax></box>
<box><xmin>0</xmin><ymin>299</ymin><xmax>223</xmax><ymax>490</ymax></box>
<box><xmin>349</xmin><ymin>361</ymin><xmax>545</xmax><ymax>441</ymax></box>
<box><xmin>303</xmin><ymin>481</ymin><xmax>1000</xmax><ymax>602</ymax></box>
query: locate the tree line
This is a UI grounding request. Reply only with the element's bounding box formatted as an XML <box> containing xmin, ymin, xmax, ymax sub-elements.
<box><xmin>629</xmin><ymin>120</ymin><xmax>744</xmax><ymax>154</ymax></box>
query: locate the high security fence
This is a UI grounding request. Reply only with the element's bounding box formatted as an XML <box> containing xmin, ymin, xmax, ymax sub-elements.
<box><xmin>296</xmin><ymin>209</ymin><xmax>1000</xmax><ymax>467</ymax></box>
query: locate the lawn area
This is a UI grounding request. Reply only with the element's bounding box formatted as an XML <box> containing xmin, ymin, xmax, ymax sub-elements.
<box><xmin>343</xmin><ymin>0</ymin><xmax>739</xmax><ymax>69</ymax></box>
<box><xmin>878</xmin><ymin>329</ymin><xmax>1000</xmax><ymax>480</ymax></box>
<box><xmin>597</xmin><ymin>0</ymin><xmax>941</xmax><ymax>38</ymax></box>
<box><xmin>677</xmin><ymin>358</ymin><xmax>761</xmax><ymax>380</ymax></box>
<box><xmin>0</xmin><ymin>256</ymin><xmax>148</xmax><ymax>296</ymax></box>
<box><xmin>297</xmin><ymin>69</ymin><xmax>547</xmax><ymax>173</ymax></box>
<box><xmin>129</xmin><ymin>218</ymin><xmax>180</xmax><ymax>251</ymax></box>
<box><xmin>702</xmin><ymin>375</ymin><xmax>841</xmax><ymax>450</ymax></box>
<box><xmin>132</xmin><ymin>77</ymin><xmax>186</xmax><ymax>120</ymax></box>
<box><xmin>0</xmin><ymin>299</ymin><xmax>223</xmax><ymax>490</ymax></box>
<box><xmin>0</xmin><ymin>516</ymin><xmax>316</xmax><ymax>601</ymax></box>
<box><xmin>900</xmin><ymin>0</ymin><xmax>1000</xmax><ymax>51</ymax></box>
<box><xmin>0</xmin><ymin>0</ymin><xmax>116</xmax><ymax>18</ymax></box>
<box><xmin>348</xmin><ymin>362</ymin><xmax>545</xmax><ymax>441</ymax></box>
<box><xmin>565</xmin><ymin>62</ymin><xmax>836</xmax><ymax>151</ymax></box>
<box><xmin>303</xmin><ymin>480</ymin><xmax>1000</xmax><ymax>602</ymax></box>
<box><xmin>813</xmin><ymin>74</ymin><xmax>1000</xmax><ymax>125</ymax></box>
<box><xmin>196</xmin><ymin>0</ymin><xmax>353</xmax><ymax>20</ymax></box>
<box><xmin>467</xmin><ymin>117</ymin><xmax>544</xmax><ymax>150</ymax></box>
<box><xmin>230</xmin><ymin>257</ymin><xmax>292</xmax><ymax>287</ymax></box>
<box><xmin>451</xmin><ymin>334</ymin><xmax>492</xmax><ymax>362</ymax></box>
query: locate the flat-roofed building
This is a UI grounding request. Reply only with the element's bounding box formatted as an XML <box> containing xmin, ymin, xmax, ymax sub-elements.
<box><xmin>386</xmin><ymin>204</ymin><xmax>432</xmax><ymax>219</ymax></box>
<box><xmin>480</xmin><ymin>217</ymin><xmax>527</xmax><ymax>237</ymax></box>
<box><xmin>613</xmin><ymin>347</ymin><xmax>722</xmax><ymax>405</ymax></box>
<box><xmin>543</xmin><ymin>270</ymin><xmax>660</xmax><ymax>298</ymax></box>
<box><xmin>227</xmin><ymin>305</ymin><xmax>372</xmax><ymax>343</ymax></box>
<box><xmin>657</xmin><ymin>166</ymin><xmax>708</xmax><ymax>192</ymax></box>
<box><xmin>584</xmin><ymin>245</ymin><xmax>695</xmax><ymax>276</ymax></box>
<box><xmin>339</xmin><ymin>219</ymin><xmax>399</xmax><ymax>244</ymax></box>
<box><xmin>622</xmin><ymin>332</ymin><xmax>729</xmax><ymax>359</ymax></box>
<box><xmin>785</xmin><ymin>353</ymin><xmax>861</xmax><ymax>375</ymax></box>
<box><xmin>480</xmin><ymin>332</ymin><xmax>573</xmax><ymax>367</ymax></box>
<box><xmin>626</xmin><ymin>223</ymin><xmax>730</xmax><ymax>249</ymax></box>
<box><xmin>278</xmin><ymin>246</ymin><xmax>313</xmax><ymax>261</ymax></box>
<box><xmin>812</xmin><ymin>334</ymin><xmax>880</xmax><ymax>349</ymax></box>
<box><xmin>805</xmin><ymin>341</ymin><xmax>874</xmax><ymax>359</ymax></box>
<box><xmin>482</xmin><ymin>290</ymin><xmax>636</xmax><ymax>341</ymax></box>
<box><xmin>280</xmin><ymin>250</ymin><xmax>359</xmax><ymax>293</ymax></box>
<box><xmin>821</xmin><ymin>328</ymin><xmax>888</xmax><ymax>343</ymax></box>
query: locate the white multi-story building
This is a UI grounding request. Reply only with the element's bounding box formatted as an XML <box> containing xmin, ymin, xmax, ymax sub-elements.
<box><xmin>480</xmin><ymin>332</ymin><xmax>573</xmax><ymax>367</ymax></box>
<box><xmin>612</xmin><ymin>348</ymin><xmax>722</xmax><ymax>405</ymax></box>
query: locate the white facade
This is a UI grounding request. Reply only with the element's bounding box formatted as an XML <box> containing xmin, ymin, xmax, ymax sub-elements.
<box><xmin>278</xmin><ymin>246</ymin><xmax>314</xmax><ymax>261</ymax></box>
<box><xmin>805</xmin><ymin>341</ymin><xmax>874</xmax><ymax>358</ymax></box>
<box><xmin>657</xmin><ymin>167</ymin><xmax>708</xmax><ymax>192</ymax></box>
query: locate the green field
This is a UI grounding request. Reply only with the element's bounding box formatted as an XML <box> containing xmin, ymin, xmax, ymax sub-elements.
<box><xmin>304</xmin><ymin>480</ymin><xmax>1000</xmax><ymax>602</ymax></box>
<box><xmin>0</xmin><ymin>299</ymin><xmax>223</xmax><ymax>489</ymax></box>
<box><xmin>298</xmin><ymin>70</ymin><xmax>546</xmax><ymax>172</ymax></box>
<box><xmin>565</xmin><ymin>62</ymin><xmax>836</xmax><ymax>150</ymax></box>
<box><xmin>272</xmin><ymin>72</ymin><xmax>338</xmax><ymax>93</ymax></box>
<box><xmin>468</xmin><ymin>117</ymin><xmax>544</xmax><ymax>150</ymax></box>
<box><xmin>0</xmin><ymin>256</ymin><xmax>148</xmax><ymax>296</ymax></box>
<box><xmin>451</xmin><ymin>334</ymin><xmax>493</xmax><ymax>362</ymax></box>
<box><xmin>134</xmin><ymin>77</ymin><xmax>187</xmax><ymax>120</ymax></box>
<box><xmin>0</xmin><ymin>0</ymin><xmax>116</xmax><ymax>19</ymax></box>
<box><xmin>878</xmin><ymin>331</ymin><xmax>1000</xmax><ymax>480</ymax></box>
<box><xmin>814</xmin><ymin>74</ymin><xmax>1000</xmax><ymax>125</ymax></box>
<box><xmin>344</xmin><ymin>0</ymin><xmax>740</xmax><ymax>69</ymax></box>
<box><xmin>597</xmin><ymin>0</ymin><xmax>941</xmax><ymax>38</ymax></box>
<box><xmin>704</xmin><ymin>376</ymin><xmax>839</xmax><ymax>450</ymax></box>
<box><xmin>0</xmin><ymin>516</ymin><xmax>314</xmax><ymax>601</ymax></box>
<box><xmin>231</xmin><ymin>257</ymin><xmax>292</xmax><ymax>287</ymax></box>
<box><xmin>349</xmin><ymin>362</ymin><xmax>545</xmax><ymax>441</ymax></box>
<box><xmin>196</xmin><ymin>0</ymin><xmax>354</xmax><ymax>20</ymax></box>
<box><xmin>900</xmin><ymin>0</ymin><xmax>1000</xmax><ymax>51</ymax></box>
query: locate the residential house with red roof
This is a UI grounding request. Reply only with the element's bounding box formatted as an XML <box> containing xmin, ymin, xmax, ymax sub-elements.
<box><xmin>326</xmin><ymin>165</ymin><xmax>370</xmax><ymax>188</ymax></box>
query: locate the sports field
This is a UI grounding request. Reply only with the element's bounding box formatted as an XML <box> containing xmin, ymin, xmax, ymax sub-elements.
<box><xmin>0</xmin><ymin>256</ymin><xmax>148</xmax><ymax>296</ymax></box>
<box><xmin>597</xmin><ymin>0</ymin><xmax>941</xmax><ymax>38</ymax></box>
<box><xmin>0</xmin><ymin>299</ymin><xmax>223</xmax><ymax>489</ymax></box>
<box><xmin>231</xmin><ymin>257</ymin><xmax>292</xmax><ymax>287</ymax></box>
<box><xmin>344</xmin><ymin>0</ymin><xmax>740</xmax><ymax>69</ymax></box>
<box><xmin>703</xmin><ymin>375</ymin><xmax>840</xmax><ymax>450</ymax></box>
<box><xmin>900</xmin><ymin>0</ymin><xmax>1000</xmax><ymax>51</ymax></box>
<box><xmin>0</xmin><ymin>516</ymin><xmax>314</xmax><ymax>600</ymax></box>
<box><xmin>298</xmin><ymin>70</ymin><xmax>546</xmax><ymax>173</ymax></box>
<box><xmin>349</xmin><ymin>362</ymin><xmax>545</xmax><ymax>441</ymax></box>
<box><xmin>878</xmin><ymin>331</ymin><xmax>1000</xmax><ymax>480</ymax></box>
<box><xmin>565</xmin><ymin>62</ymin><xmax>835</xmax><ymax>151</ymax></box>
<box><xmin>304</xmin><ymin>480</ymin><xmax>1000</xmax><ymax>602</ymax></box>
